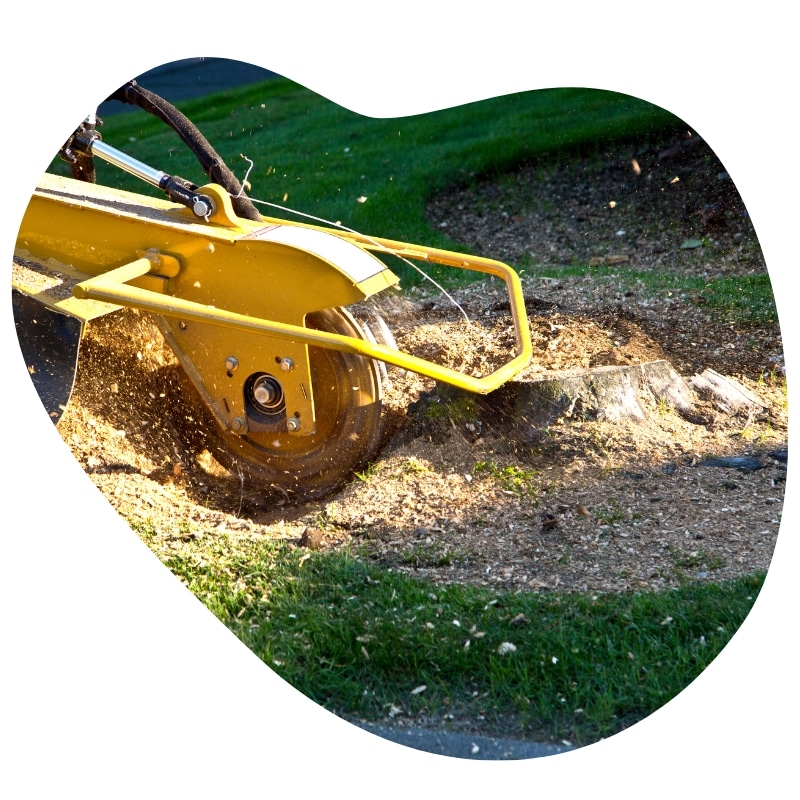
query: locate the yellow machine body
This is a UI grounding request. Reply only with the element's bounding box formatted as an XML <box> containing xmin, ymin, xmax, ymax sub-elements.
<box><xmin>16</xmin><ymin>172</ymin><xmax>532</xmax><ymax>415</ymax></box>
<box><xmin>13</xmin><ymin>171</ymin><xmax>533</xmax><ymax>496</ymax></box>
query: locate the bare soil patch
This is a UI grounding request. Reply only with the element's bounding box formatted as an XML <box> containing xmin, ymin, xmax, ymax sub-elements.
<box><xmin>55</xmin><ymin>131</ymin><xmax>785</xmax><ymax>595</ymax></box>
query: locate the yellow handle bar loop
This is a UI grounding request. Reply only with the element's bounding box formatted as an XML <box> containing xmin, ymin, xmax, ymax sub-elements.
<box><xmin>74</xmin><ymin>249</ymin><xmax>532</xmax><ymax>395</ymax></box>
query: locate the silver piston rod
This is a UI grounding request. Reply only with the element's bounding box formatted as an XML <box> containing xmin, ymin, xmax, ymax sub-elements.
<box><xmin>74</xmin><ymin>133</ymin><xmax>216</xmax><ymax>219</ymax></box>
<box><xmin>90</xmin><ymin>138</ymin><xmax>167</xmax><ymax>188</ymax></box>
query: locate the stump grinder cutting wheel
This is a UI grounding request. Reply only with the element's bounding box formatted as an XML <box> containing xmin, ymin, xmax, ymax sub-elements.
<box><xmin>11</xmin><ymin>80</ymin><xmax>533</xmax><ymax>501</ymax></box>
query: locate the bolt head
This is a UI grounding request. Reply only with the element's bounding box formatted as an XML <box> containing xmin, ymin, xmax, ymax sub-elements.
<box><xmin>286</xmin><ymin>416</ymin><xmax>301</xmax><ymax>432</ymax></box>
<box><xmin>279</xmin><ymin>358</ymin><xmax>295</xmax><ymax>372</ymax></box>
<box><xmin>254</xmin><ymin>383</ymin><xmax>277</xmax><ymax>405</ymax></box>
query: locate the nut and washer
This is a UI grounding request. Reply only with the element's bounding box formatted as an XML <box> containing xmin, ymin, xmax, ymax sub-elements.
<box><xmin>286</xmin><ymin>416</ymin><xmax>301</xmax><ymax>432</ymax></box>
<box><xmin>231</xmin><ymin>417</ymin><xmax>246</xmax><ymax>433</ymax></box>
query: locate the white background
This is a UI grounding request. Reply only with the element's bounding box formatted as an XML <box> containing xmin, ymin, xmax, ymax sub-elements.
<box><xmin>2</xmin><ymin>4</ymin><xmax>795</xmax><ymax>796</ymax></box>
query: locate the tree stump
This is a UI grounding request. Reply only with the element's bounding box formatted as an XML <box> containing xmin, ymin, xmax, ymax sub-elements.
<box><xmin>503</xmin><ymin>359</ymin><xmax>694</xmax><ymax>423</ymax></box>
<box><xmin>436</xmin><ymin>359</ymin><xmax>771</xmax><ymax>446</ymax></box>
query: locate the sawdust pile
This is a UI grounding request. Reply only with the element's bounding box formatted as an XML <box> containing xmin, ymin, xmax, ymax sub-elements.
<box><xmin>52</xmin><ymin>131</ymin><xmax>785</xmax><ymax>594</ymax></box>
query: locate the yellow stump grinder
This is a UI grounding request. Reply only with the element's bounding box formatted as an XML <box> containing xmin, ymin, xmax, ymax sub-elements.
<box><xmin>11</xmin><ymin>80</ymin><xmax>532</xmax><ymax>500</ymax></box>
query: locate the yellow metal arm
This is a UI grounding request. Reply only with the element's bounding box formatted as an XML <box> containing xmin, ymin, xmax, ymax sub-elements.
<box><xmin>74</xmin><ymin>253</ymin><xmax>532</xmax><ymax>395</ymax></box>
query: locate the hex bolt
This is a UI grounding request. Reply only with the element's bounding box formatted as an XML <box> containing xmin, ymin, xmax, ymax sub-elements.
<box><xmin>279</xmin><ymin>357</ymin><xmax>295</xmax><ymax>372</ymax></box>
<box><xmin>231</xmin><ymin>417</ymin><xmax>246</xmax><ymax>433</ymax></box>
<box><xmin>286</xmin><ymin>416</ymin><xmax>301</xmax><ymax>432</ymax></box>
<box><xmin>225</xmin><ymin>356</ymin><xmax>239</xmax><ymax>372</ymax></box>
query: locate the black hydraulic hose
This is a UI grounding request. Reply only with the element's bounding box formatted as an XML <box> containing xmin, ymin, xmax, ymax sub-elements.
<box><xmin>106</xmin><ymin>81</ymin><xmax>262</xmax><ymax>221</ymax></box>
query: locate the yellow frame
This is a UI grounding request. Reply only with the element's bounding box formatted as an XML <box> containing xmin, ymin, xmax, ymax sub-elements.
<box><xmin>73</xmin><ymin>246</ymin><xmax>532</xmax><ymax>395</ymax></box>
<box><xmin>15</xmin><ymin>172</ymin><xmax>532</xmax><ymax>426</ymax></box>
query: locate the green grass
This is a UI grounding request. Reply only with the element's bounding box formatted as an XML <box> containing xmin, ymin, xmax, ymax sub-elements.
<box><xmin>473</xmin><ymin>459</ymin><xmax>540</xmax><ymax>498</ymax></box>
<box><xmin>134</xmin><ymin>520</ymin><xmax>762</xmax><ymax>745</ymax></box>
<box><xmin>50</xmin><ymin>79</ymin><xmax>681</xmax><ymax>287</ymax></box>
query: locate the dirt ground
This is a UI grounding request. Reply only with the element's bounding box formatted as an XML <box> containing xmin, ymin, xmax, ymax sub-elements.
<box><xmin>53</xmin><ymin>130</ymin><xmax>786</xmax><ymax>595</ymax></box>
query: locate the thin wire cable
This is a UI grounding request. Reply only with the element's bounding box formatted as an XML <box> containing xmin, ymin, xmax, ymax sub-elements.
<box><xmin>236</xmin><ymin>155</ymin><xmax>255</xmax><ymax>198</ymax></box>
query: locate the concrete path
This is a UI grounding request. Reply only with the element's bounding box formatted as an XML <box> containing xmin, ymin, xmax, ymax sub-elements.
<box><xmin>354</xmin><ymin>721</ymin><xmax>578</xmax><ymax>760</ymax></box>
